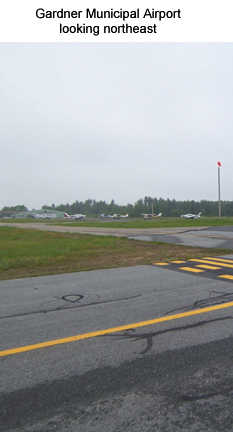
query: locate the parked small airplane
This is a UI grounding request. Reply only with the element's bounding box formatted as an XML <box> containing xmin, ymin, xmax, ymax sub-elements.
<box><xmin>113</xmin><ymin>213</ymin><xmax>129</xmax><ymax>219</ymax></box>
<box><xmin>32</xmin><ymin>213</ymin><xmax>51</xmax><ymax>219</ymax></box>
<box><xmin>180</xmin><ymin>212</ymin><xmax>201</xmax><ymax>220</ymax></box>
<box><xmin>64</xmin><ymin>212</ymin><xmax>86</xmax><ymax>220</ymax></box>
<box><xmin>100</xmin><ymin>213</ymin><xmax>129</xmax><ymax>219</ymax></box>
<box><xmin>100</xmin><ymin>214</ymin><xmax>114</xmax><ymax>219</ymax></box>
<box><xmin>141</xmin><ymin>212</ymin><xmax>162</xmax><ymax>220</ymax></box>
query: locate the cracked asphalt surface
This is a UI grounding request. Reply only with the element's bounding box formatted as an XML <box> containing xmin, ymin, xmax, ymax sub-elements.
<box><xmin>2</xmin><ymin>264</ymin><xmax>233</xmax><ymax>431</ymax></box>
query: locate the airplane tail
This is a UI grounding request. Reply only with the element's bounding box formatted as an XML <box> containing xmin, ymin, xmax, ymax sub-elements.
<box><xmin>64</xmin><ymin>213</ymin><xmax>69</xmax><ymax>218</ymax></box>
<box><xmin>157</xmin><ymin>213</ymin><xmax>162</xmax><ymax>217</ymax></box>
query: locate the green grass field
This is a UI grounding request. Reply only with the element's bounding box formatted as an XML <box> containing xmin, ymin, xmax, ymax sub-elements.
<box><xmin>0</xmin><ymin>226</ymin><xmax>232</xmax><ymax>280</ymax></box>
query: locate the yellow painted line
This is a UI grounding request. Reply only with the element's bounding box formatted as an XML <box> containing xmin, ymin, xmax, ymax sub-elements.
<box><xmin>218</xmin><ymin>275</ymin><xmax>233</xmax><ymax>280</ymax></box>
<box><xmin>170</xmin><ymin>260</ymin><xmax>186</xmax><ymax>264</ymax></box>
<box><xmin>196</xmin><ymin>265</ymin><xmax>222</xmax><ymax>270</ymax></box>
<box><xmin>154</xmin><ymin>262</ymin><xmax>169</xmax><ymax>266</ymax></box>
<box><xmin>189</xmin><ymin>259</ymin><xmax>233</xmax><ymax>269</ymax></box>
<box><xmin>2</xmin><ymin>301</ymin><xmax>233</xmax><ymax>357</ymax></box>
<box><xmin>204</xmin><ymin>257</ymin><xmax>233</xmax><ymax>264</ymax></box>
<box><xmin>179</xmin><ymin>267</ymin><xmax>204</xmax><ymax>273</ymax></box>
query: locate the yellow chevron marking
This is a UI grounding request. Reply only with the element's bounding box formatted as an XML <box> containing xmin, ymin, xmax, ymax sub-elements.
<box><xmin>179</xmin><ymin>267</ymin><xmax>204</xmax><ymax>273</ymax></box>
<box><xmin>170</xmin><ymin>261</ymin><xmax>186</xmax><ymax>264</ymax></box>
<box><xmin>218</xmin><ymin>275</ymin><xmax>233</xmax><ymax>280</ymax></box>
<box><xmin>204</xmin><ymin>257</ymin><xmax>233</xmax><ymax>264</ymax></box>
<box><xmin>196</xmin><ymin>265</ymin><xmax>222</xmax><ymax>270</ymax></box>
<box><xmin>189</xmin><ymin>259</ymin><xmax>233</xmax><ymax>269</ymax></box>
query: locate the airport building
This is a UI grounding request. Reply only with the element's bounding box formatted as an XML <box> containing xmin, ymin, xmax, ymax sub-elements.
<box><xmin>10</xmin><ymin>209</ymin><xmax>65</xmax><ymax>219</ymax></box>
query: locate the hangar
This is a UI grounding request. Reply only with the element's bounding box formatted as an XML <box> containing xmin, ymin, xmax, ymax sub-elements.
<box><xmin>11</xmin><ymin>210</ymin><xmax>64</xmax><ymax>219</ymax></box>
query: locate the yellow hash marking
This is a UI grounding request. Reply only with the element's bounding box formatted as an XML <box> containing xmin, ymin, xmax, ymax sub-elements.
<box><xmin>2</xmin><ymin>301</ymin><xmax>233</xmax><ymax>357</ymax></box>
<box><xmin>170</xmin><ymin>261</ymin><xmax>186</xmax><ymax>264</ymax></box>
<box><xmin>189</xmin><ymin>259</ymin><xmax>233</xmax><ymax>269</ymax></box>
<box><xmin>154</xmin><ymin>263</ymin><xmax>169</xmax><ymax>266</ymax></box>
<box><xmin>218</xmin><ymin>275</ymin><xmax>233</xmax><ymax>280</ymax></box>
<box><xmin>196</xmin><ymin>265</ymin><xmax>222</xmax><ymax>270</ymax></box>
<box><xmin>204</xmin><ymin>257</ymin><xmax>233</xmax><ymax>264</ymax></box>
<box><xmin>179</xmin><ymin>267</ymin><xmax>204</xmax><ymax>273</ymax></box>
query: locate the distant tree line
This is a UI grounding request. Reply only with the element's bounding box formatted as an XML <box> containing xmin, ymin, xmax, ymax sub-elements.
<box><xmin>2</xmin><ymin>198</ymin><xmax>233</xmax><ymax>218</ymax></box>
<box><xmin>42</xmin><ymin>197</ymin><xmax>233</xmax><ymax>217</ymax></box>
<box><xmin>0</xmin><ymin>205</ymin><xmax>28</xmax><ymax>217</ymax></box>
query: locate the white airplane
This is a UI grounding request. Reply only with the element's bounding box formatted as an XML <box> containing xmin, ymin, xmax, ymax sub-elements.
<box><xmin>141</xmin><ymin>212</ymin><xmax>162</xmax><ymax>220</ymax></box>
<box><xmin>32</xmin><ymin>213</ymin><xmax>51</xmax><ymax>219</ymax></box>
<box><xmin>100</xmin><ymin>214</ymin><xmax>114</xmax><ymax>219</ymax></box>
<box><xmin>64</xmin><ymin>212</ymin><xmax>86</xmax><ymax>220</ymax></box>
<box><xmin>180</xmin><ymin>212</ymin><xmax>201</xmax><ymax>220</ymax></box>
<box><xmin>100</xmin><ymin>213</ymin><xmax>129</xmax><ymax>219</ymax></box>
<box><xmin>113</xmin><ymin>213</ymin><xmax>129</xmax><ymax>219</ymax></box>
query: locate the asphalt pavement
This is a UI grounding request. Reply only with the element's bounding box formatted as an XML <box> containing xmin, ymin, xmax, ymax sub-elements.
<box><xmin>2</xmin><ymin>262</ymin><xmax>233</xmax><ymax>431</ymax></box>
<box><xmin>128</xmin><ymin>225</ymin><xmax>233</xmax><ymax>249</ymax></box>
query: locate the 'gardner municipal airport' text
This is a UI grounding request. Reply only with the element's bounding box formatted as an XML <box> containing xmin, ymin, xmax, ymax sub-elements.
<box><xmin>35</xmin><ymin>8</ymin><xmax>182</xmax><ymax>35</ymax></box>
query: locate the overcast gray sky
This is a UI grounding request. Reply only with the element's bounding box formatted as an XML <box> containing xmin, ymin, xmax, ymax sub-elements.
<box><xmin>1</xmin><ymin>43</ymin><xmax>233</xmax><ymax>210</ymax></box>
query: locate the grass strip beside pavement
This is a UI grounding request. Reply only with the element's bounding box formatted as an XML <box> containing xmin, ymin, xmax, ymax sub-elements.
<box><xmin>0</xmin><ymin>227</ymin><xmax>232</xmax><ymax>280</ymax></box>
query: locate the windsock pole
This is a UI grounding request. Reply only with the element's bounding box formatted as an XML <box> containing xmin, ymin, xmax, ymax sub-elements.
<box><xmin>217</xmin><ymin>162</ymin><xmax>221</xmax><ymax>219</ymax></box>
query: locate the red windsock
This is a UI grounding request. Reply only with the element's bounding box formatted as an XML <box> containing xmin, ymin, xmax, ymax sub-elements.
<box><xmin>217</xmin><ymin>161</ymin><xmax>221</xmax><ymax>167</ymax></box>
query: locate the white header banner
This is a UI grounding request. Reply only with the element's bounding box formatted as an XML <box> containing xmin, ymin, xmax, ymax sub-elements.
<box><xmin>0</xmin><ymin>1</ymin><xmax>233</xmax><ymax>42</ymax></box>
